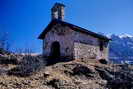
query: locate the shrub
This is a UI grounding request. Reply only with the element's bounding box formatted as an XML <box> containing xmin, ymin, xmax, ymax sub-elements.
<box><xmin>8</xmin><ymin>55</ymin><xmax>47</xmax><ymax>77</ymax></box>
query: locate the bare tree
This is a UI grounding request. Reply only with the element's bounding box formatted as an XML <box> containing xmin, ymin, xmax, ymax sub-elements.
<box><xmin>15</xmin><ymin>46</ymin><xmax>35</xmax><ymax>56</ymax></box>
<box><xmin>23</xmin><ymin>47</ymin><xmax>34</xmax><ymax>56</ymax></box>
<box><xmin>0</xmin><ymin>32</ymin><xmax>11</xmax><ymax>54</ymax></box>
<box><xmin>15</xmin><ymin>48</ymin><xmax>24</xmax><ymax>55</ymax></box>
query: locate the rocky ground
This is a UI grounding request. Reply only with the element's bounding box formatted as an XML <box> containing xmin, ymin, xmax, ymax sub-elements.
<box><xmin>0</xmin><ymin>53</ymin><xmax>133</xmax><ymax>89</ymax></box>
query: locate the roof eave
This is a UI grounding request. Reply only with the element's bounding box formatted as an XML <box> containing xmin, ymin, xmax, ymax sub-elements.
<box><xmin>38</xmin><ymin>20</ymin><xmax>111</xmax><ymax>41</ymax></box>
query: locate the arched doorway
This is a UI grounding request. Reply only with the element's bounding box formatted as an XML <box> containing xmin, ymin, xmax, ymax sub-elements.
<box><xmin>50</xmin><ymin>41</ymin><xmax>60</xmax><ymax>59</ymax></box>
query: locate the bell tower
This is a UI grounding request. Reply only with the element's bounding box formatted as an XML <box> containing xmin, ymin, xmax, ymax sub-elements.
<box><xmin>51</xmin><ymin>3</ymin><xmax>65</xmax><ymax>21</ymax></box>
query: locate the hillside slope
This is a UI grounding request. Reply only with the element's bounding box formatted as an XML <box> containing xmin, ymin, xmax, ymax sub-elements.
<box><xmin>0</xmin><ymin>54</ymin><xmax>132</xmax><ymax>89</ymax></box>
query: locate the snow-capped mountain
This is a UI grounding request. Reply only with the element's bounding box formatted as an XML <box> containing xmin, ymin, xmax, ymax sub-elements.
<box><xmin>107</xmin><ymin>34</ymin><xmax>133</xmax><ymax>63</ymax></box>
<box><xmin>118</xmin><ymin>33</ymin><xmax>133</xmax><ymax>38</ymax></box>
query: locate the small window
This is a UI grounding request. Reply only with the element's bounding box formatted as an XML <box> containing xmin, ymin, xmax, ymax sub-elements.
<box><xmin>100</xmin><ymin>41</ymin><xmax>104</xmax><ymax>51</ymax></box>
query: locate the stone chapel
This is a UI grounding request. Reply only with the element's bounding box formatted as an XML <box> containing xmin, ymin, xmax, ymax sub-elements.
<box><xmin>38</xmin><ymin>3</ymin><xmax>110</xmax><ymax>63</ymax></box>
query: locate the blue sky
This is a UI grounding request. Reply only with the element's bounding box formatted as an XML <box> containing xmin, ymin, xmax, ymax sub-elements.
<box><xmin>0</xmin><ymin>0</ymin><xmax>133</xmax><ymax>53</ymax></box>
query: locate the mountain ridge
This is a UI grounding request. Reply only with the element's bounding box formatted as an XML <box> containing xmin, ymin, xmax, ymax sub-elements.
<box><xmin>105</xmin><ymin>33</ymin><xmax>133</xmax><ymax>63</ymax></box>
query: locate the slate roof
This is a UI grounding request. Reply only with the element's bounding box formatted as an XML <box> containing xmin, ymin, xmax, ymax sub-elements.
<box><xmin>38</xmin><ymin>20</ymin><xmax>111</xmax><ymax>41</ymax></box>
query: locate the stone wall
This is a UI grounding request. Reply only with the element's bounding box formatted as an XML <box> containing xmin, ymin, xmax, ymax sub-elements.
<box><xmin>43</xmin><ymin>24</ymin><xmax>74</xmax><ymax>60</ymax></box>
<box><xmin>74</xmin><ymin>42</ymin><xmax>98</xmax><ymax>59</ymax></box>
<box><xmin>73</xmin><ymin>42</ymin><xmax>108</xmax><ymax>60</ymax></box>
<box><xmin>71</xmin><ymin>30</ymin><xmax>109</xmax><ymax>60</ymax></box>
